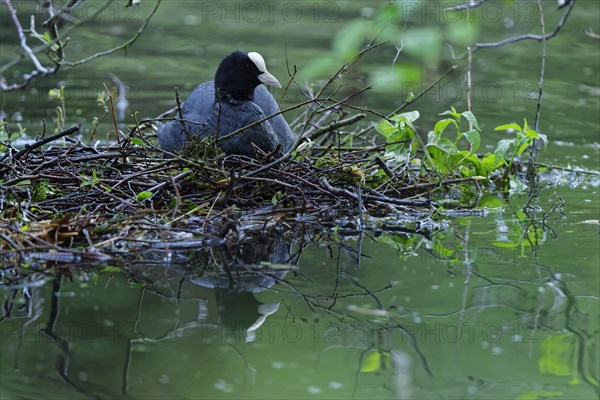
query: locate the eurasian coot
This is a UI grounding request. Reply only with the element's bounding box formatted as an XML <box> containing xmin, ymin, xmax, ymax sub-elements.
<box><xmin>158</xmin><ymin>51</ymin><xmax>295</xmax><ymax>158</ymax></box>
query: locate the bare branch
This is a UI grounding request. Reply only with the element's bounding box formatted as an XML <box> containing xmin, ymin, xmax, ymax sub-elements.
<box><xmin>1</xmin><ymin>0</ymin><xmax>161</xmax><ymax>91</ymax></box>
<box><xmin>585</xmin><ymin>27</ymin><xmax>600</xmax><ymax>39</ymax></box>
<box><xmin>2</xmin><ymin>0</ymin><xmax>48</xmax><ymax>73</ymax></box>
<box><xmin>0</xmin><ymin>0</ymin><xmax>57</xmax><ymax>90</ymax></box>
<box><xmin>62</xmin><ymin>0</ymin><xmax>162</xmax><ymax>67</ymax></box>
<box><xmin>463</xmin><ymin>0</ymin><xmax>576</xmax><ymax>56</ymax></box>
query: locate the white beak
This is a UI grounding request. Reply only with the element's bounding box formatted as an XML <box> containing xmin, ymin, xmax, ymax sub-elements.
<box><xmin>249</xmin><ymin>51</ymin><xmax>281</xmax><ymax>88</ymax></box>
<box><xmin>258</xmin><ymin>70</ymin><xmax>281</xmax><ymax>88</ymax></box>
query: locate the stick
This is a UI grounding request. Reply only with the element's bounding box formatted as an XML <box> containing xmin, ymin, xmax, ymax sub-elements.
<box><xmin>308</xmin><ymin>113</ymin><xmax>366</xmax><ymax>140</ymax></box>
<box><xmin>6</xmin><ymin>126</ymin><xmax>79</xmax><ymax>162</ymax></box>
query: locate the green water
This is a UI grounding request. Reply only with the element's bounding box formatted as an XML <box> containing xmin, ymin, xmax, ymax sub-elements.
<box><xmin>1</xmin><ymin>188</ymin><xmax>599</xmax><ymax>399</ymax></box>
<box><xmin>1</xmin><ymin>1</ymin><xmax>599</xmax><ymax>399</ymax></box>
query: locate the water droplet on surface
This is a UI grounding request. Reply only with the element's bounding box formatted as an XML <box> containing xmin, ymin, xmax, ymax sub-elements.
<box><xmin>329</xmin><ymin>381</ymin><xmax>343</xmax><ymax>389</ymax></box>
<box><xmin>307</xmin><ymin>386</ymin><xmax>321</xmax><ymax>395</ymax></box>
<box><xmin>503</xmin><ymin>18</ymin><xmax>514</xmax><ymax>29</ymax></box>
<box><xmin>214</xmin><ymin>379</ymin><xmax>233</xmax><ymax>393</ymax></box>
<box><xmin>271</xmin><ymin>361</ymin><xmax>284</xmax><ymax>369</ymax></box>
<box><xmin>512</xmin><ymin>335</ymin><xmax>522</xmax><ymax>343</ymax></box>
<box><xmin>184</xmin><ymin>15</ymin><xmax>199</xmax><ymax>25</ymax></box>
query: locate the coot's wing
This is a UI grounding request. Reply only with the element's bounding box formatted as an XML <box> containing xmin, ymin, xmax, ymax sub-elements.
<box><xmin>157</xmin><ymin>113</ymin><xmax>212</xmax><ymax>152</ymax></box>
<box><xmin>158</xmin><ymin>81</ymin><xmax>293</xmax><ymax>155</ymax></box>
<box><xmin>157</xmin><ymin>120</ymin><xmax>184</xmax><ymax>152</ymax></box>
<box><xmin>212</xmin><ymin>101</ymin><xmax>278</xmax><ymax>158</ymax></box>
<box><xmin>158</xmin><ymin>82</ymin><xmax>215</xmax><ymax>152</ymax></box>
<box><xmin>181</xmin><ymin>81</ymin><xmax>216</xmax><ymax>116</ymax></box>
<box><xmin>252</xmin><ymin>85</ymin><xmax>295</xmax><ymax>152</ymax></box>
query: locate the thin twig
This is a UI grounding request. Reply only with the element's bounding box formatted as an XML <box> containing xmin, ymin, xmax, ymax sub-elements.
<box><xmin>62</xmin><ymin>0</ymin><xmax>162</xmax><ymax>67</ymax></box>
<box><xmin>0</xmin><ymin>0</ymin><xmax>57</xmax><ymax>90</ymax></box>
<box><xmin>174</xmin><ymin>87</ymin><xmax>191</xmax><ymax>139</ymax></box>
<box><xmin>3</xmin><ymin>126</ymin><xmax>79</xmax><ymax>163</ymax></box>
<box><xmin>308</xmin><ymin>114</ymin><xmax>366</xmax><ymax>140</ymax></box>
<box><xmin>460</xmin><ymin>0</ymin><xmax>576</xmax><ymax>56</ymax></box>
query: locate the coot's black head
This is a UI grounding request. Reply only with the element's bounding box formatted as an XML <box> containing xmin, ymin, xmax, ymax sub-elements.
<box><xmin>214</xmin><ymin>51</ymin><xmax>281</xmax><ymax>101</ymax></box>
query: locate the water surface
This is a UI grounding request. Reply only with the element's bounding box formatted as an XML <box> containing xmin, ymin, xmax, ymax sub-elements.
<box><xmin>1</xmin><ymin>1</ymin><xmax>599</xmax><ymax>399</ymax></box>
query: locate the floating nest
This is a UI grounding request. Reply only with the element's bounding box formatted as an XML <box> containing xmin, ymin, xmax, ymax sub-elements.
<box><xmin>0</xmin><ymin>123</ymin><xmax>487</xmax><ymax>264</ymax></box>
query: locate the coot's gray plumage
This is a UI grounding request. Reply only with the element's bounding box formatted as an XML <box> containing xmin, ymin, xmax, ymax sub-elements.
<box><xmin>158</xmin><ymin>51</ymin><xmax>295</xmax><ymax>158</ymax></box>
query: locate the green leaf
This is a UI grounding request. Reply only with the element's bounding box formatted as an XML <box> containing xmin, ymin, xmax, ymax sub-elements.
<box><xmin>526</xmin><ymin>227</ymin><xmax>545</xmax><ymax>243</ymax></box>
<box><xmin>396</xmin><ymin>110</ymin><xmax>420</xmax><ymax>124</ymax></box>
<box><xmin>537</xmin><ymin>132</ymin><xmax>548</xmax><ymax>147</ymax></box>
<box><xmin>426</xmin><ymin>144</ymin><xmax>461</xmax><ymax>173</ymax></box>
<box><xmin>480</xmin><ymin>153</ymin><xmax>498</xmax><ymax>175</ymax></box>
<box><xmin>48</xmin><ymin>88</ymin><xmax>64</xmax><ymax>101</ymax></box>
<box><xmin>271</xmin><ymin>191</ymin><xmax>284</xmax><ymax>205</ymax></box>
<box><xmin>436</xmin><ymin>136</ymin><xmax>458</xmax><ymax>153</ymax></box>
<box><xmin>457</xmin><ymin>151</ymin><xmax>482</xmax><ymax>177</ymax></box>
<box><xmin>136</xmin><ymin>191</ymin><xmax>153</xmax><ymax>202</ymax></box>
<box><xmin>434</xmin><ymin>242</ymin><xmax>457</xmax><ymax>258</ymax></box>
<box><xmin>495</xmin><ymin>123</ymin><xmax>522</xmax><ymax>133</ymax></box>
<box><xmin>130</xmin><ymin>137</ymin><xmax>144</xmax><ymax>146</ymax></box>
<box><xmin>462</xmin><ymin>129</ymin><xmax>481</xmax><ymax>153</ymax></box>
<box><xmin>492</xmin><ymin>241</ymin><xmax>519</xmax><ymax>249</ymax></box>
<box><xmin>494</xmin><ymin>139</ymin><xmax>513</xmax><ymax>161</ymax></box>
<box><xmin>378</xmin><ymin>112</ymin><xmax>419</xmax><ymax>142</ymax></box>
<box><xmin>360</xmin><ymin>351</ymin><xmax>381</xmax><ymax>373</ymax></box>
<box><xmin>539</xmin><ymin>334</ymin><xmax>574</xmax><ymax>377</ymax></box>
<box><xmin>433</xmin><ymin>118</ymin><xmax>455</xmax><ymax>135</ymax></box>
<box><xmin>478</xmin><ymin>195</ymin><xmax>504</xmax><ymax>209</ymax></box>
<box><xmin>525</xmin><ymin>129</ymin><xmax>539</xmax><ymax>139</ymax></box>
<box><xmin>375</xmin><ymin>119</ymin><xmax>398</xmax><ymax>139</ymax></box>
<box><xmin>384</xmin><ymin>144</ymin><xmax>412</xmax><ymax>163</ymax></box>
<box><xmin>462</xmin><ymin>111</ymin><xmax>480</xmax><ymax>131</ymax></box>
<box><xmin>517</xmin><ymin>141</ymin><xmax>530</xmax><ymax>156</ymax></box>
<box><xmin>80</xmin><ymin>171</ymin><xmax>99</xmax><ymax>188</ymax></box>
<box><xmin>439</xmin><ymin>106</ymin><xmax>460</xmax><ymax>119</ymax></box>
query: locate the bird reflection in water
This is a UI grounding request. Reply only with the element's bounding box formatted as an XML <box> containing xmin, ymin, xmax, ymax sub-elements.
<box><xmin>160</xmin><ymin>232</ymin><xmax>298</xmax><ymax>342</ymax></box>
